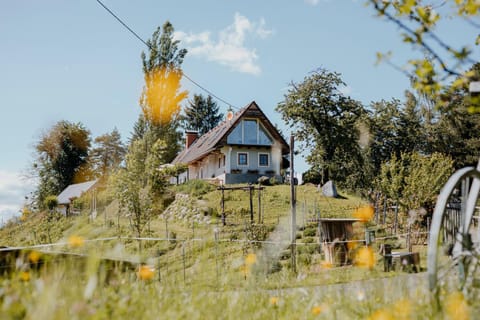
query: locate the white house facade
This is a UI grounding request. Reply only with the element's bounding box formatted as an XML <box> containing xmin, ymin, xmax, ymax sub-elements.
<box><xmin>172</xmin><ymin>101</ymin><xmax>289</xmax><ymax>184</ymax></box>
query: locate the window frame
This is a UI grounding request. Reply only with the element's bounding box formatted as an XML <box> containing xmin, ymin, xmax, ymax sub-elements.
<box><xmin>258</xmin><ymin>153</ymin><xmax>270</xmax><ymax>167</ymax></box>
<box><xmin>237</xmin><ymin>152</ymin><xmax>249</xmax><ymax>166</ymax></box>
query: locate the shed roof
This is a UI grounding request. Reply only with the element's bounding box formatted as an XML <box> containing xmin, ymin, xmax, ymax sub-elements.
<box><xmin>57</xmin><ymin>180</ymin><xmax>98</xmax><ymax>205</ymax></box>
<box><xmin>173</xmin><ymin>101</ymin><xmax>289</xmax><ymax>164</ymax></box>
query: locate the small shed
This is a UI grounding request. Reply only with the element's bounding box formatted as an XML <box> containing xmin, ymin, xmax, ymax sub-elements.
<box><xmin>57</xmin><ymin>180</ymin><xmax>98</xmax><ymax>216</ymax></box>
<box><xmin>317</xmin><ymin>218</ymin><xmax>361</xmax><ymax>266</ymax></box>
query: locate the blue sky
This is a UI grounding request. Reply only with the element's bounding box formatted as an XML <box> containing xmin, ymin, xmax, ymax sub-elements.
<box><xmin>0</xmin><ymin>0</ymin><xmax>477</xmax><ymax>219</ymax></box>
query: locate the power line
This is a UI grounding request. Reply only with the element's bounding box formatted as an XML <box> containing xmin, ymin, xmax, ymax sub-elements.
<box><xmin>94</xmin><ymin>0</ymin><xmax>237</xmax><ymax>110</ymax></box>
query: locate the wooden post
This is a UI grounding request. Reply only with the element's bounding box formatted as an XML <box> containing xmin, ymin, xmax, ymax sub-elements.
<box><xmin>317</xmin><ymin>206</ymin><xmax>322</xmax><ymax>253</ymax></box>
<box><xmin>221</xmin><ymin>186</ymin><xmax>226</xmax><ymax>226</ymax></box>
<box><xmin>290</xmin><ymin>135</ymin><xmax>297</xmax><ymax>273</ymax></box>
<box><xmin>383</xmin><ymin>199</ymin><xmax>387</xmax><ymax>225</ymax></box>
<box><xmin>182</xmin><ymin>242</ymin><xmax>186</xmax><ymax>284</ymax></box>
<box><xmin>249</xmin><ymin>185</ymin><xmax>254</xmax><ymax>224</ymax></box>
<box><xmin>257</xmin><ymin>185</ymin><xmax>261</xmax><ymax>224</ymax></box>
<box><xmin>165</xmin><ymin>217</ymin><xmax>169</xmax><ymax>239</ymax></box>
<box><xmin>394</xmin><ymin>201</ymin><xmax>398</xmax><ymax>234</ymax></box>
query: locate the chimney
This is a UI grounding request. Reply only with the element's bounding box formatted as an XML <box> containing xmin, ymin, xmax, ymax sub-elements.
<box><xmin>185</xmin><ymin>130</ymin><xmax>198</xmax><ymax>149</ymax></box>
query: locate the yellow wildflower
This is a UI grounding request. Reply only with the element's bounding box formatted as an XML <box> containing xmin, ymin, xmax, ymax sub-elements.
<box><xmin>347</xmin><ymin>241</ymin><xmax>359</xmax><ymax>250</ymax></box>
<box><xmin>140</xmin><ymin>67</ymin><xmax>188</xmax><ymax>125</ymax></box>
<box><xmin>353</xmin><ymin>205</ymin><xmax>374</xmax><ymax>222</ymax></box>
<box><xmin>240</xmin><ymin>264</ymin><xmax>250</xmax><ymax>278</ymax></box>
<box><xmin>270</xmin><ymin>296</ymin><xmax>279</xmax><ymax>306</ymax></box>
<box><xmin>19</xmin><ymin>271</ymin><xmax>30</xmax><ymax>282</ymax></box>
<box><xmin>68</xmin><ymin>235</ymin><xmax>85</xmax><ymax>248</ymax></box>
<box><xmin>245</xmin><ymin>253</ymin><xmax>257</xmax><ymax>265</ymax></box>
<box><xmin>311</xmin><ymin>304</ymin><xmax>326</xmax><ymax>316</ymax></box>
<box><xmin>368</xmin><ymin>308</ymin><xmax>394</xmax><ymax>320</ymax></box>
<box><xmin>393</xmin><ymin>299</ymin><xmax>412</xmax><ymax>319</ymax></box>
<box><xmin>445</xmin><ymin>291</ymin><xmax>469</xmax><ymax>320</ymax></box>
<box><xmin>355</xmin><ymin>246</ymin><xmax>375</xmax><ymax>269</ymax></box>
<box><xmin>137</xmin><ymin>265</ymin><xmax>155</xmax><ymax>281</ymax></box>
<box><xmin>28</xmin><ymin>251</ymin><xmax>41</xmax><ymax>264</ymax></box>
<box><xmin>320</xmin><ymin>260</ymin><xmax>333</xmax><ymax>269</ymax></box>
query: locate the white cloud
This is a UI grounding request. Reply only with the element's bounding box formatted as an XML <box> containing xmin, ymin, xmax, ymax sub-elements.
<box><xmin>304</xmin><ymin>0</ymin><xmax>320</xmax><ymax>6</ymax></box>
<box><xmin>0</xmin><ymin>170</ymin><xmax>33</xmax><ymax>223</ymax></box>
<box><xmin>175</xmin><ymin>13</ymin><xmax>273</xmax><ymax>75</ymax></box>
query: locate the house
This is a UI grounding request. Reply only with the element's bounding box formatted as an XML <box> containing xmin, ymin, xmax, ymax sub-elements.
<box><xmin>172</xmin><ymin>101</ymin><xmax>290</xmax><ymax>185</ymax></box>
<box><xmin>57</xmin><ymin>180</ymin><xmax>98</xmax><ymax>216</ymax></box>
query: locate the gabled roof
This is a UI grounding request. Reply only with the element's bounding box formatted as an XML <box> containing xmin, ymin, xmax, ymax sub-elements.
<box><xmin>57</xmin><ymin>180</ymin><xmax>98</xmax><ymax>205</ymax></box>
<box><xmin>173</xmin><ymin>101</ymin><xmax>289</xmax><ymax>164</ymax></box>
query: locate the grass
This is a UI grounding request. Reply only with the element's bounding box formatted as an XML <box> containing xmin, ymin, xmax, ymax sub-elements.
<box><xmin>1</xmin><ymin>183</ymin><xmax>463</xmax><ymax>319</ymax></box>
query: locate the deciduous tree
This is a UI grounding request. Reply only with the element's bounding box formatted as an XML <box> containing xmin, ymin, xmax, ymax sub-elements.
<box><xmin>276</xmin><ymin>68</ymin><xmax>366</xmax><ymax>187</ymax></box>
<box><xmin>34</xmin><ymin>121</ymin><xmax>91</xmax><ymax>206</ymax></box>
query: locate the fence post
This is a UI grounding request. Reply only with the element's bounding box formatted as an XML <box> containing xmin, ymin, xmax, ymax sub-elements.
<box><xmin>182</xmin><ymin>241</ymin><xmax>186</xmax><ymax>284</ymax></box>
<box><xmin>158</xmin><ymin>259</ymin><xmax>162</xmax><ymax>283</ymax></box>
<box><xmin>214</xmin><ymin>228</ymin><xmax>220</xmax><ymax>287</ymax></box>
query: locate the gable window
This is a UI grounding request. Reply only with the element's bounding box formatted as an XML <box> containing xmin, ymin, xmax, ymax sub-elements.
<box><xmin>227</xmin><ymin>119</ymin><xmax>273</xmax><ymax>145</ymax></box>
<box><xmin>259</xmin><ymin>153</ymin><xmax>269</xmax><ymax>167</ymax></box>
<box><xmin>238</xmin><ymin>153</ymin><xmax>248</xmax><ymax>166</ymax></box>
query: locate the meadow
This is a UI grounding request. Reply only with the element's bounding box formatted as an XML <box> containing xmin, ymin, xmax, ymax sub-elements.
<box><xmin>0</xmin><ymin>183</ymin><xmax>472</xmax><ymax>319</ymax></box>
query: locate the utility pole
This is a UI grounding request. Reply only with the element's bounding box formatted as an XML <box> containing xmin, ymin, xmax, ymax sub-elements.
<box><xmin>290</xmin><ymin>135</ymin><xmax>297</xmax><ymax>273</ymax></box>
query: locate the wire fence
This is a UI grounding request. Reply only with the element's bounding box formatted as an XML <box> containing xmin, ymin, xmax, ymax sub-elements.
<box><xmin>0</xmin><ymin>226</ymin><xmax>431</xmax><ymax>289</ymax></box>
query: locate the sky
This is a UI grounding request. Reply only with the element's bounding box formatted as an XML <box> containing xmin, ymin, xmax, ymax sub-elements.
<box><xmin>0</xmin><ymin>0</ymin><xmax>478</xmax><ymax>220</ymax></box>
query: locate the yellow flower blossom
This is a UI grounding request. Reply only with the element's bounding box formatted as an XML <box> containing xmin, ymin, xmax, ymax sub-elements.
<box><xmin>445</xmin><ymin>292</ymin><xmax>469</xmax><ymax>320</ymax></box>
<box><xmin>320</xmin><ymin>260</ymin><xmax>333</xmax><ymax>269</ymax></box>
<box><xmin>137</xmin><ymin>265</ymin><xmax>155</xmax><ymax>281</ymax></box>
<box><xmin>28</xmin><ymin>251</ymin><xmax>41</xmax><ymax>264</ymax></box>
<box><xmin>368</xmin><ymin>308</ymin><xmax>394</xmax><ymax>320</ymax></box>
<box><xmin>139</xmin><ymin>67</ymin><xmax>188</xmax><ymax>125</ymax></box>
<box><xmin>347</xmin><ymin>241</ymin><xmax>359</xmax><ymax>250</ymax></box>
<box><xmin>355</xmin><ymin>246</ymin><xmax>375</xmax><ymax>269</ymax></box>
<box><xmin>19</xmin><ymin>271</ymin><xmax>30</xmax><ymax>281</ymax></box>
<box><xmin>240</xmin><ymin>264</ymin><xmax>250</xmax><ymax>278</ymax></box>
<box><xmin>392</xmin><ymin>299</ymin><xmax>412</xmax><ymax>319</ymax></box>
<box><xmin>245</xmin><ymin>253</ymin><xmax>257</xmax><ymax>266</ymax></box>
<box><xmin>353</xmin><ymin>205</ymin><xmax>374</xmax><ymax>222</ymax></box>
<box><xmin>270</xmin><ymin>296</ymin><xmax>279</xmax><ymax>306</ymax></box>
<box><xmin>68</xmin><ymin>235</ymin><xmax>85</xmax><ymax>248</ymax></box>
<box><xmin>311</xmin><ymin>304</ymin><xmax>327</xmax><ymax>316</ymax></box>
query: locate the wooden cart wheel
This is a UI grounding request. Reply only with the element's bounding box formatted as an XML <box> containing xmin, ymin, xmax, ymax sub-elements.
<box><xmin>427</xmin><ymin>166</ymin><xmax>480</xmax><ymax>302</ymax></box>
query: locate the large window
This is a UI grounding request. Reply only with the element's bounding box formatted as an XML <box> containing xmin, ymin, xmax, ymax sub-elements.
<box><xmin>227</xmin><ymin>119</ymin><xmax>273</xmax><ymax>145</ymax></box>
<box><xmin>238</xmin><ymin>153</ymin><xmax>248</xmax><ymax>166</ymax></box>
<box><xmin>259</xmin><ymin>153</ymin><xmax>269</xmax><ymax>167</ymax></box>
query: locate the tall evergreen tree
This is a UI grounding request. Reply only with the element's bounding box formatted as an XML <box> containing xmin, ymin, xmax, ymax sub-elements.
<box><xmin>91</xmin><ymin>128</ymin><xmax>126</xmax><ymax>177</ymax></box>
<box><xmin>183</xmin><ymin>94</ymin><xmax>223</xmax><ymax>135</ymax></box>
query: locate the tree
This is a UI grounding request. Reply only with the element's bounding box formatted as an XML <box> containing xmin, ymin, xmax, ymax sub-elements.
<box><xmin>136</xmin><ymin>21</ymin><xmax>188</xmax><ymax>163</ymax></box>
<box><xmin>34</xmin><ymin>121</ymin><xmax>91</xmax><ymax>206</ymax></box>
<box><xmin>91</xmin><ymin>128</ymin><xmax>126</xmax><ymax>177</ymax></box>
<box><xmin>378</xmin><ymin>152</ymin><xmax>454</xmax><ymax>216</ymax></box>
<box><xmin>183</xmin><ymin>94</ymin><xmax>224</xmax><ymax>135</ymax></box>
<box><xmin>429</xmin><ymin>67</ymin><xmax>480</xmax><ymax>168</ymax></box>
<box><xmin>368</xmin><ymin>0</ymin><xmax>480</xmax><ymax>102</ymax></box>
<box><xmin>367</xmin><ymin>95</ymin><xmax>424</xmax><ymax>172</ymax></box>
<box><xmin>111</xmin><ymin>139</ymin><xmax>152</xmax><ymax>238</ymax></box>
<box><xmin>141</xmin><ymin>21</ymin><xmax>187</xmax><ymax>74</ymax></box>
<box><xmin>276</xmin><ymin>68</ymin><xmax>366</xmax><ymax>187</ymax></box>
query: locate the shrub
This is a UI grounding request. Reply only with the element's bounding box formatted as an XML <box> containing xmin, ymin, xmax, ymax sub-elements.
<box><xmin>303</xmin><ymin>227</ymin><xmax>317</xmax><ymax>237</ymax></box>
<box><xmin>174</xmin><ymin>180</ymin><xmax>215</xmax><ymax>197</ymax></box>
<box><xmin>43</xmin><ymin>196</ymin><xmax>58</xmax><ymax>211</ymax></box>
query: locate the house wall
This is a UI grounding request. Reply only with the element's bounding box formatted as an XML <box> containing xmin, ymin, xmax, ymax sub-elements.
<box><xmin>222</xmin><ymin>145</ymin><xmax>282</xmax><ymax>175</ymax></box>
